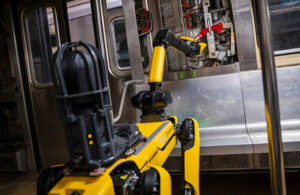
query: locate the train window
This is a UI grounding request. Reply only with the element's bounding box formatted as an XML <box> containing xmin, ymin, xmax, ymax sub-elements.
<box><xmin>269</xmin><ymin>0</ymin><xmax>300</xmax><ymax>55</ymax></box>
<box><xmin>111</xmin><ymin>17</ymin><xmax>130</xmax><ymax>69</ymax></box>
<box><xmin>25</xmin><ymin>5</ymin><xmax>58</xmax><ymax>85</ymax></box>
<box><xmin>107</xmin><ymin>0</ymin><xmax>122</xmax><ymax>9</ymax></box>
<box><xmin>110</xmin><ymin>17</ymin><xmax>150</xmax><ymax>71</ymax></box>
<box><xmin>66</xmin><ymin>0</ymin><xmax>96</xmax><ymax>45</ymax></box>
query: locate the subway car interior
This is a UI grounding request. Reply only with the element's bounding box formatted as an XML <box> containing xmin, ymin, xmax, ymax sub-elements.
<box><xmin>1</xmin><ymin>0</ymin><xmax>300</xmax><ymax>194</ymax></box>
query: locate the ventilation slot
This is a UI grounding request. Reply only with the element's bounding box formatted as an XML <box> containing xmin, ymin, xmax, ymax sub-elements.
<box><xmin>164</xmin><ymin>154</ymin><xmax>253</xmax><ymax>171</ymax></box>
<box><xmin>255</xmin><ymin>152</ymin><xmax>300</xmax><ymax>169</ymax></box>
<box><xmin>159</xmin><ymin>0</ymin><xmax>184</xmax><ymax>72</ymax></box>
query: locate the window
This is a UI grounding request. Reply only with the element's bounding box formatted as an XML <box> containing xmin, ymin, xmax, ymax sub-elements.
<box><xmin>106</xmin><ymin>0</ymin><xmax>122</xmax><ymax>10</ymax></box>
<box><xmin>26</xmin><ymin>6</ymin><xmax>58</xmax><ymax>84</ymax></box>
<box><xmin>66</xmin><ymin>0</ymin><xmax>96</xmax><ymax>45</ymax></box>
<box><xmin>111</xmin><ymin>17</ymin><xmax>130</xmax><ymax>69</ymax></box>
<box><xmin>110</xmin><ymin>17</ymin><xmax>150</xmax><ymax>71</ymax></box>
<box><xmin>108</xmin><ymin>0</ymin><xmax>151</xmax><ymax>73</ymax></box>
<box><xmin>269</xmin><ymin>0</ymin><xmax>300</xmax><ymax>55</ymax></box>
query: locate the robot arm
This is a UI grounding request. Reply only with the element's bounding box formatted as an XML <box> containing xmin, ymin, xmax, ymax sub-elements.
<box><xmin>149</xmin><ymin>29</ymin><xmax>206</xmax><ymax>87</ymax></box>
<box><xmin>136</xmin><ymin>29</ymin><xmax>202</xmax><ymax>194</ymax></box>
<box><xmin>132</xmin><ymin>30</ymin><xmax>206</xmax><ymax>122</ymax></box>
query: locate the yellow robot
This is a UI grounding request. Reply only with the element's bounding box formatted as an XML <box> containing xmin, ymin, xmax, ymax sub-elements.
<box><xmin>37</xmin><ymin>29</ymin><xmax>206</xmax><ymax>195</ymax></box>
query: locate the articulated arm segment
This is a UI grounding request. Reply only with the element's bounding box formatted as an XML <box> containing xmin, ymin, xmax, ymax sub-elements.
<box><xmin>153</xmin><ymin>29</ymin><xmax>201</xmax><ymax>57</ymax></box>
<box><xmin>149</xmin><ymin>46</ymin><xmax>166</xmax><ymax>84</ymax></box>
<box><xmin>149</xmin><ymin>29</ymin><xmax>204</xmax><ymax>84</ymax></box>
<box><xmin>133</xmin><ymin>29</ymin><xmax>206</xmax><ymax>122</ymax></box>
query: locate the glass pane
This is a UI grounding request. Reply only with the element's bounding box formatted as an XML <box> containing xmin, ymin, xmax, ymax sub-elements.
<box><xmin>26</xmin><ymin>6</ymin><xmax>58</xmax><ymax>84</ymax></box>
<box><xmin>106</xmin><ymin>0</ymin><xmax>122</xmax><ymax>10</ymax></box>
<box><xmin>67</xmin><ymin>0</ymin><xmax>96</xmax><ymax>45</ymax></box>
<box><xmin>111</xmin><ymin>17</ymin><xmax>150</xmax><ymax>70</ymax></box>
<box><xmin>112</xmin><ymin>18</ymin><xmax>130</xmax><ymax>68</ymax></box>
<box><xmin>109</xmin><ymin>0</ymin><xmax>150</xmax><ymax>70</ymax></box>
<box><xmin>268</xmin><ymin>0</ymin><xmax>300</xmax><ymax>54</ymax></box>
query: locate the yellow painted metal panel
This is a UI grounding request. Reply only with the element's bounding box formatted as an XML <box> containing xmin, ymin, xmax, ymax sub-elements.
<box><xmin>184</xmin><ymin>118</ymin><xmax>200</xmax><ymax>195</ymax></box>
<box><xmin>49</xmin><ymin>121</ymin><xmax>176</xmax><ymax>195</ymax></box>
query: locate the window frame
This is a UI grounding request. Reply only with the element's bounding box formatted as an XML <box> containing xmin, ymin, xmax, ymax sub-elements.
<box><xmin>269</xmin><ymin>3</ymin><xmax>300</xmax><ymax>56</ymax></box>
<box><xmin>110</xmin><ymin>16</ymin><xmax>131</xmax><ymax>71</ymax></box>
<box><xmin>22</xmin><ymin>3</ymin><xmax>61</xmax><ymax>88</ymax></box>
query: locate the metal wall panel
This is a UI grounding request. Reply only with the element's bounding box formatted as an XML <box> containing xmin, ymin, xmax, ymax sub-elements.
<box><xmin>231</xmin><ymin>0</ymin><xmax>257</xmax><ymax>70</ymax></box>
<box><xmin>135</xmin><ymin>72</ymin><xmax>254</xmax><ymax>156</ymax></box>
<box><xmin>241</xmin><ymin>66</ymin><xmax>300</xmax><ymax>154</ymax></box>
<box><xmin>135</xmin><ymin>65</ymin><xmax>300</xmax><ymax>161</ymax></box>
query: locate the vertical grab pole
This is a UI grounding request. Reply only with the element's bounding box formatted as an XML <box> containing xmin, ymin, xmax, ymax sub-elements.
<box><xmin>252</xmin><ymin>0</ymin><xmax>286</xmax><ymax>194</ymax></box>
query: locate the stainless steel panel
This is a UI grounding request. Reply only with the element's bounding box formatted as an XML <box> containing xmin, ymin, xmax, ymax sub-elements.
<box><xmin>135</xmin><ymin>72</ymin><xmax>253</xmax><ymax>155</ymax></box>
<box><xmin>198</xmin><ymin>124</ymin><xmax>252</xmax><ymax>155</ymax></box>
<box><xmin>162</xmin><ymin>74</ymin><xmax>244</xmax><ymax>125</ymax></box>
<box><xmin>135</xmin><ymin>63</ymin><xmax>300</xmax><ymax>170</ymax></box>
<box><xmin>231</xmin><ymin>0</ymin><xmax>257</xmax><ymax>70</ymax></box>
<box><xmin>241</xmin><ymin>66</ymin><xmax>300</xmax><ymax>154</ymax></box>
<box><xmin>164</xmin><ymin>63</ymin><xmax>240</xmax><ymax>81</ymax></box>
<box><xmin>122</xmin><ymin>0</ymin><xmax>144</xmax><ymax>80</ymax></box>
<box><xmin>241</xmin><ymin>67</ymin><xmax>300</xmax><ymax>122</ymax></box>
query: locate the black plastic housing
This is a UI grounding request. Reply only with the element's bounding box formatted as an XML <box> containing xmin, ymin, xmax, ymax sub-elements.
<box><xmin>51</xmin><ymin>42</ymin><xmax>141</xmax><ymax>171</ymax></box>
<box><xmin>210</xmin><ymin>0</ymin><xmax>223</xmax><ymax>10</ymax></box>
<box><xmin>131</xmin><ymin>90</ymin><xmax>172</xmax><ymax>116</ymax></box>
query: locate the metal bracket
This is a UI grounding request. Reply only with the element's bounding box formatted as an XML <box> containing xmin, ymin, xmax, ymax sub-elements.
<box><xmin>202</xmin><ymin>0</ymin><xmax>217</xmax><ymax>58</ymax></box>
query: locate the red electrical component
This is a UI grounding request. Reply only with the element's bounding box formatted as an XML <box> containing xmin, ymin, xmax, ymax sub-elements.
<box><xmin>184</xmin><ymin>0</ymin><xmax>195</xmax><ymax>9</ymax></box>
<box><xmin>136</xmin><ymin>8</ymin><xmax>152</xmax><ymax>36</ymax></box>
<box><xmin>185</xmin><ymin>12</ymin><xmax>197</xmax><ymax>29</ymax></box>
<box><xmin>194</xmin><ymin>22</ymin><xmax>223</xmax><ymax>41</ymax></box>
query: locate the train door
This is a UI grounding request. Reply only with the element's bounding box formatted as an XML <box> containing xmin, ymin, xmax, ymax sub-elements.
<box><xmin>15</xmin><ymin>0</ymin><xmax>110</xmax><ymax>169</ymax></box>
<box><xmin>15</xmin><ymin>0</ymin><xmax>70</xmax><ymax>169</ymax></box>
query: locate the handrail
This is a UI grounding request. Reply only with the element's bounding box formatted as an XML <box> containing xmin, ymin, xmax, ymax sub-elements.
<box><xmin>252</xmin><ymin>0</ymin><xmax>287</xmax><ymax>194</ymax></box>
